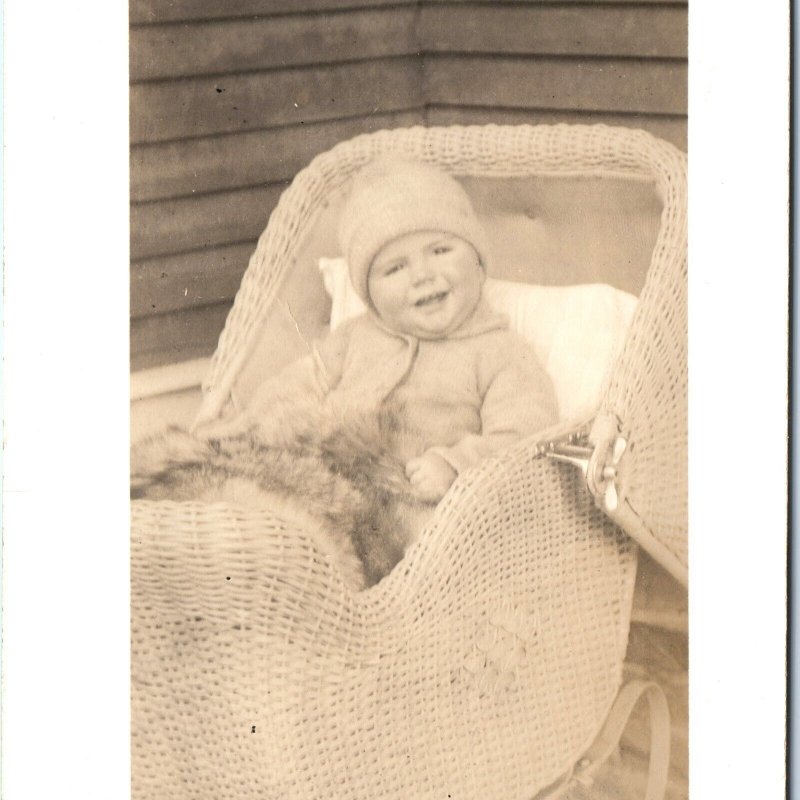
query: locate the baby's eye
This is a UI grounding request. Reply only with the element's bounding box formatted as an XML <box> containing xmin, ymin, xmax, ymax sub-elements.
<box><xmin>433</xmin><ymin>245</ymin><xmax>452</xmax><ymax>255</ymax></box>
<box><xmin>384</xmin><ymin>261</ymin><xmax>405</xmax><ymax>276</ymax></box>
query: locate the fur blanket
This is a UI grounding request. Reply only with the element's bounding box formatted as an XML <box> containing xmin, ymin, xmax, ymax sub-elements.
<box><xmin>131</xmin><ymin>422</ymin><xmax>430</xmax><ymax>590</ymax></box>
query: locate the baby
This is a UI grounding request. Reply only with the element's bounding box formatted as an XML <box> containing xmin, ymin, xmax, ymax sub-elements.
<box><xmin>133</xmin><ymin>158</ymin><xmax>558</xmax><ymax>587</ymax></box>
<box><xmin>226</xmin><ymin>157</ymin><xmax>558</xmax><ymax>500</ymax></box>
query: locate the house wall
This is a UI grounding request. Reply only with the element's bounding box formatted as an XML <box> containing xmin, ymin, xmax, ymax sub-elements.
<box><xmin>130</xmin><ymin>0</ymin><xmax>687</xmax><ymax>371</ymax></box>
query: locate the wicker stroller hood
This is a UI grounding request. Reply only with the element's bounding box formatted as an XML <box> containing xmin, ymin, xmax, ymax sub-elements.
<box><xmin>131</xmin><ymin>125</ymin><xmax>686</xmax><ymax>799</ymax></box>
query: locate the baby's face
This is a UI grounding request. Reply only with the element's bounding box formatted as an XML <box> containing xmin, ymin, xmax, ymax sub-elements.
<box><xmin>367</xmin><ymin>231</ymin><xmax>484</xmax><ymax>339</ymax></box>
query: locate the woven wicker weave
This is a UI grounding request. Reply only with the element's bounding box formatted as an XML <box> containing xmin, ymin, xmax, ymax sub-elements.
<box><xmin>131</xmin><ymin>124</ymin><xmax>687</xmax><ymax>799</ymax></box>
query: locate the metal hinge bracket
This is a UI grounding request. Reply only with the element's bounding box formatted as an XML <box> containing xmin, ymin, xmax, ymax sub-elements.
<box><xmin>544</xmin><ymin>416</ymin><xmax>628</xmax><ymax>513</ymax></box>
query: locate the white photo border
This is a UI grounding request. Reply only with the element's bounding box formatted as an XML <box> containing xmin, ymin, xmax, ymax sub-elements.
<box><xmin>2</xmin><ymin>1</ymin><xmax>789</xmax><ymax>796</ymax></box>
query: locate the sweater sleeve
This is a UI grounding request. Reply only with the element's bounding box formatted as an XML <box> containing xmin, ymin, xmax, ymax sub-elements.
<box><xmin>198</xmin><ymin>323</ymin><xmax>352</xmax><ymax>438</ymax></box>
<box><xmin>309</xmin><ymin>318</ymin><xmax>353</xmax><ymax>391</ymax></box>
<box><xmin>247</xmin><ymin>320</ymin><xmax>354</xmax><ymax>413</ymax></box>
<box><xmin>428</xmin><ymin>335</ymin><xmax>559</xmax><ymax>474</ymax></box>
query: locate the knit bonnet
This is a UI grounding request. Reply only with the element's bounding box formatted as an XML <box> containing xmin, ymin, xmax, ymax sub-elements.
<box><xmin>337</xmin><ymin>157</ymin><xmax>491</xmax><ymax>304</ymax></box>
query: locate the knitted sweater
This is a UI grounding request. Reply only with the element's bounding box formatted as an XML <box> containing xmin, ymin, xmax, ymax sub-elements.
<box><xmin>242</xmin><ymin>299</ymin><xmax>558</xmax><ymax>474</ymax></box>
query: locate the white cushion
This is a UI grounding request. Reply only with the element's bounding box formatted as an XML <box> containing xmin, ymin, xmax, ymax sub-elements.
<box><xmin>318</xmin><ymin>257</ymin><xmax>638</xmax><ymax>422</ymax></box>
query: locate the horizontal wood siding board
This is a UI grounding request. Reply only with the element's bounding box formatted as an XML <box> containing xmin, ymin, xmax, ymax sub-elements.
<box><xmin>131</xmin><ymin>58</ymin><xmax>424</xmax><ymax>144</ymax></box>
<box><xmin>130</xmin><ymin>0</ymin><xmax>686</xmax><ymax>25</ymax></box>
<box><xmin>424</xmin><ymin>0</ymin><xmax>685</xmax><ymax>5</ymax></box>
<box><xmin>131</xmin><ymin>184</ymin><xmax>283</xmax><ymax>260</ymax></box>
<box><xmin>131</xmin><ymin>9</ymin><xmax>420</xmax><ymax>82</ymax></box>
<box><xmin>420</xmin><ymin>5</ymin><xmax>686</xmax><ymax>59</ymax></box>
<box><xmin>131</xmin><ymin>302</ymin><xmax>232</xmax><ymax>371</ymax></box>
<box><xmin>423</xmin><ymin>55</ymin><xmax>686</xmax><ymax>115</ymax></box>
<box><xmin>424</xmin><ymin>106</ymin><xmax>686</xmax><ymax>151</ymax></box>
<box><xmin>130</xmin><ymin>0</ymin><xmax>418</xmax><ymax>25</ymax></box>
<box><xmin>131</xmin><ymin>242</ymin><xmax>254</xmax><ymax>318</ymax></box>
<box><xmin>131</xmin><ymin>6</ymin><xmax>686</xmax><ymax>82</ymax></box>
<box><xmin>131</xmin><ymin>110</ymin><xmax>424</xmax><ymax>202</ymax></box>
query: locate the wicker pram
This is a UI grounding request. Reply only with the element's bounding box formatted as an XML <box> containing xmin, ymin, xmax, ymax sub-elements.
<box><xmin>131</xmin><ymin>124</ymin><xmax>687</xmax><ymax>799</ymax></box>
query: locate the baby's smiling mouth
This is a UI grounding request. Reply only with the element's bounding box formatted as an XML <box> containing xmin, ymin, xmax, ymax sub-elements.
<box><xmin>414</xmin><ymin>290</ymin><xmax>449</xmax><ymax>308</ymax></box>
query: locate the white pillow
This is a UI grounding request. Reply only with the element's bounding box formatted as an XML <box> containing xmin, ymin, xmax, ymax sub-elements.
<box><xmin>318</xmin><ymin>257</ymin><xmax>637</xmax><ymax>422</ymax></box>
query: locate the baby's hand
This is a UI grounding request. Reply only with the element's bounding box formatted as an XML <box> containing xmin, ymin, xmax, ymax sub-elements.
<box><xmin>405</xmin><ymin>452</ymin><xmax>457</xmax><ymax>503</ymax></box>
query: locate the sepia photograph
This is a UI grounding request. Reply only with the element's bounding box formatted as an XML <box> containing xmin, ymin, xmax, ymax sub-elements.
<box><xmin>128</xmin><ymin>3</ymin><xmax>689</xmax><ymax>798</ymax></box>
<box><xmin>2</xmin><ymin>1</ymin><xmax>788</xmax><ymax>799</ymax></box>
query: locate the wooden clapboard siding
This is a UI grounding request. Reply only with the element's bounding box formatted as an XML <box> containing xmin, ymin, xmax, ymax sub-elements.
<box><xmin>131</xmin><ymin>58</ymin><xmax>424</xmax><ymax>144</ymax></box>
<box><xmin>131</xmin><ymin>111</ymin><xmax>423</xmax><ymax>202</ymax></box>
<box><xmin>131</xmin><ymin>0</ymin><xmax>419</xmax><ymax>26</ymax></box>
<box><xmin>132</xmin><ymin>302</ymin><xmax>233</xmax><ymax>370</ymax></box>
<box><xmin>131</xmin><ymin>8</ymin><xmax>419</xmax><ymax>81</ymax></box>
<box><xmin>423</xmin><ymin>55</ymin><xmax>686</xmax><ymax>116</ymax></box>
<box><xmin>425</xmin><ymin>0</ymin><xmax>684</xmax><ymax>3</ymax></box>
<box><xmin>131</xmin><ymin>184</ymin><xmax>284</xmax><ymax>260</ymax></box>
<box><xmin>425</xmin><ymin>107</ymin><xmax>687</xmax><ymax>152</ymax></box>
<box><xmin>131</xmin><ymin>0</ymin><xmax>687</xmax><ymax>369</ymax></box>
<box><xmin>130</xmin><ymin>0</ymin><xmax>684</xmax><ymax>24</ymax></box>
<box><xmin>419</xmin><ymin>4</ymin><xmax>687</xmax><ymax>59</ymax></box>
<box><xmin>418</xmin><ymin>3</ymin><xmax>688</xmax><ymax>157</ymax></box>
<box><xmin>131</xmin><ymin>242</ymin><xmax>254</xmax><ymax>319</ymax></box>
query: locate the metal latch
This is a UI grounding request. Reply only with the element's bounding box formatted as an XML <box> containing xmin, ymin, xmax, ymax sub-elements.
<box><xmin>544</xmin><ymin>421</ymin><xmax>627</xmax><ymax>513</ymax></box>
